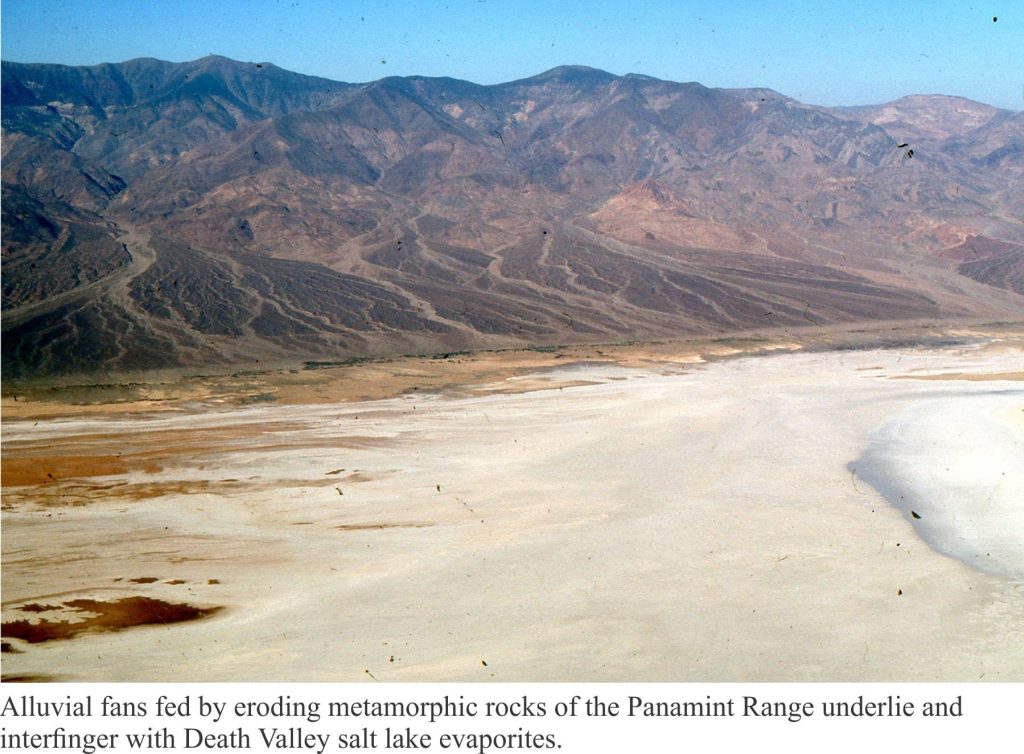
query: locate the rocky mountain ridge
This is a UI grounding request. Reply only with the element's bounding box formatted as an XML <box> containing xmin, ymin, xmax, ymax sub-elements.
<box><xmin>3</xmin><ymin>56</ymin><xmax>1022</xmax><ymax>379</ymax></box>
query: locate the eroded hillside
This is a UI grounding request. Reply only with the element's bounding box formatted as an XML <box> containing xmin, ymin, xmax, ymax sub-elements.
<box><xmin>3</xmin><ymin>57</ymin><xmax>1022</xmax><ymax>379</ymax></box>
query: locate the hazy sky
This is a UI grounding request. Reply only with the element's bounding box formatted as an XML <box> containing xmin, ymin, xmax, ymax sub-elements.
<box><xmin>2</xmin><ymin>0</ymin><xmax>1021</xmax><ymax>108</ymax></box>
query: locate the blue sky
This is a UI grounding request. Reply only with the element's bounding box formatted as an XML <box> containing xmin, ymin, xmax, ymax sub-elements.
<box><xmin>2</xmin><ymin>0</ymin><xmax>1021</xmax><ymax>108</ymax></box>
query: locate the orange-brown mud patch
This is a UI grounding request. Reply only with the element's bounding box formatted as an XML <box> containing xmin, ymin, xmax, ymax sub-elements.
<box><xmin>1</xmin><ymin>454</ymin><xmax>155</xmax><ymax>487</ymax></box>
<box><xmin>2</xmin><ymin>597</ymin><xmax>221</xmax><ymax>643</ymax></box>
<box><xmin>2</xmin><ymin>424</ymin><xmax>397</xmax><ymax>496</ymax></box>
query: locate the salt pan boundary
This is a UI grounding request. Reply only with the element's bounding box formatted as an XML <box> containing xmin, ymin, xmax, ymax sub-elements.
<box><xmin>2</xmin><ymin>336</ymin><xmax>1023</xmax><ymax>681</ymax></box>
<box><xmin>855</xmin><ymin>390</ymin><xmax>1024</xmax><ymax>580</ymax></box>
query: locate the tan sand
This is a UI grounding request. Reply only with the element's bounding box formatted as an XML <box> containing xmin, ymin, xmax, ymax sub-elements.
<box><xmin>2</xmin><ymin>336</ymin><xmax>1023</xmax><ymax>681</ymax></box>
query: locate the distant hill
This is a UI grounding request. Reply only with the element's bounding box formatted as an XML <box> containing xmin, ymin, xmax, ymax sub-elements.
<box><xmin>3</xmin><ymin>56</ymin><xmax>1022</xmax><ymax>379</ymax></box>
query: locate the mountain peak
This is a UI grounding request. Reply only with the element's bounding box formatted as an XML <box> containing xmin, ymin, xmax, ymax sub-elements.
<box><xmin>510</xmin><ymin>65</ymin><xmax>617</xmax><ymax>87</ymax></box>
<box><xmin>841</xmin><ymin>94</ymin><xmax>1003</xmax><ymax>142</ymax></box>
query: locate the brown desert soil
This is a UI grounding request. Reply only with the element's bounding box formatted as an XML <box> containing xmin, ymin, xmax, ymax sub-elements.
<box><xmin>3</xmin><ymin>319</ymin><xmax>1020</xmax><ymax>420</ymax></box>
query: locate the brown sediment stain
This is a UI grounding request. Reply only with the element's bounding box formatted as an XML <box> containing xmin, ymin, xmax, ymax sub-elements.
<box><xmin>207</xmin><ymin>579</ymin><xmax>220</xmax><ymax>585</ymax></box>
<box><xmin>334</xmin><ymin>522</ymin><xmax>434</xmax><ymax>531</ymax></box>
<box><xmin>341</xmin><ymin>471</ymin><xmax>373</xmax><ymax>484</ymax></box>
<box><xmin>3</xmin><ymin>475</ymin><xmax>356</xmax><ymax>507</ymax></box>
<box><xmin>2</xmin><ymin>428</ymin><xmax>397</xmax><ymax>496</ymax></box>
<box><xmin>2</xmin><ymin>479</ymin><xmax>220</xmax><ymax>506</ymax></box>
<box><xmin>165</xmin><ymin>579</ymin><xmax>187</xmax><ymax>585</ymax></box>
<box><xmin>2</xmin><ymin>597</ymin><xmax>221</xmax><ymax>644</ymax></box>
<box><xmin>128</xmin><ymin>577</ymin><xmax>160</xmax><ymax>584</ymax></box>
<box><xmin>18</xmin><ymin>603</ymin><xmax>61</xmax><ymax>613</ymax></box>
<box><xmin>7</xmin><ymin>424</ymin><xmax>395</xmax><ymax>459</ymax></box>
<box><xmin>2</xmin><ymin>641</ymin><xmax>22</xmax><ymax>653</ymax></box>
<box><xmin>164</xmin><ymin>555</ymin><xmax>225</xmax><ymax>564</ymax></box>
<box><xmin>4</xmin><ymin>421</ymin><xmax>304</xmax><ymax>454</ymax></box>
<box><xmin>2</xmin><ymin>674</ymin><xmax>56</xmax><ymax>682</ymax></box>
<box><xmin>891</xmin><ymin>371</ymin><xmax>1024</xmax><ymax>382</ymax></box>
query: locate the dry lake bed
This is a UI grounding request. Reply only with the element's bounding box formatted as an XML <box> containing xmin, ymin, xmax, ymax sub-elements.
<box><xmin>2</xmin><ymin>329</ymin><xmax>1023</xmax><ymax>681</ymax></box>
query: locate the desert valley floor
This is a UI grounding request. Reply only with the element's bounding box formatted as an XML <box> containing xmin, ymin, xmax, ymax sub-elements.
<box><xmin>2</xmin><ymin>325</ymin><xmax>1022</xmax><ymax>682</ymax></box>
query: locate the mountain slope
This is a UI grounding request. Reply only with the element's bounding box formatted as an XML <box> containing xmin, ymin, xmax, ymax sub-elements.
<box><xmin>3</xmin><ymin>57</ymin><xmax>1022</xmax><ymax>379</ymax></box>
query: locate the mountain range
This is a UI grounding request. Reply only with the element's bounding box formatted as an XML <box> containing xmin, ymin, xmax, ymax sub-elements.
<box><xmin>2</xmin><ymin>55</ymin><xmax>1022</xmax><ymax>379</ymax></box>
